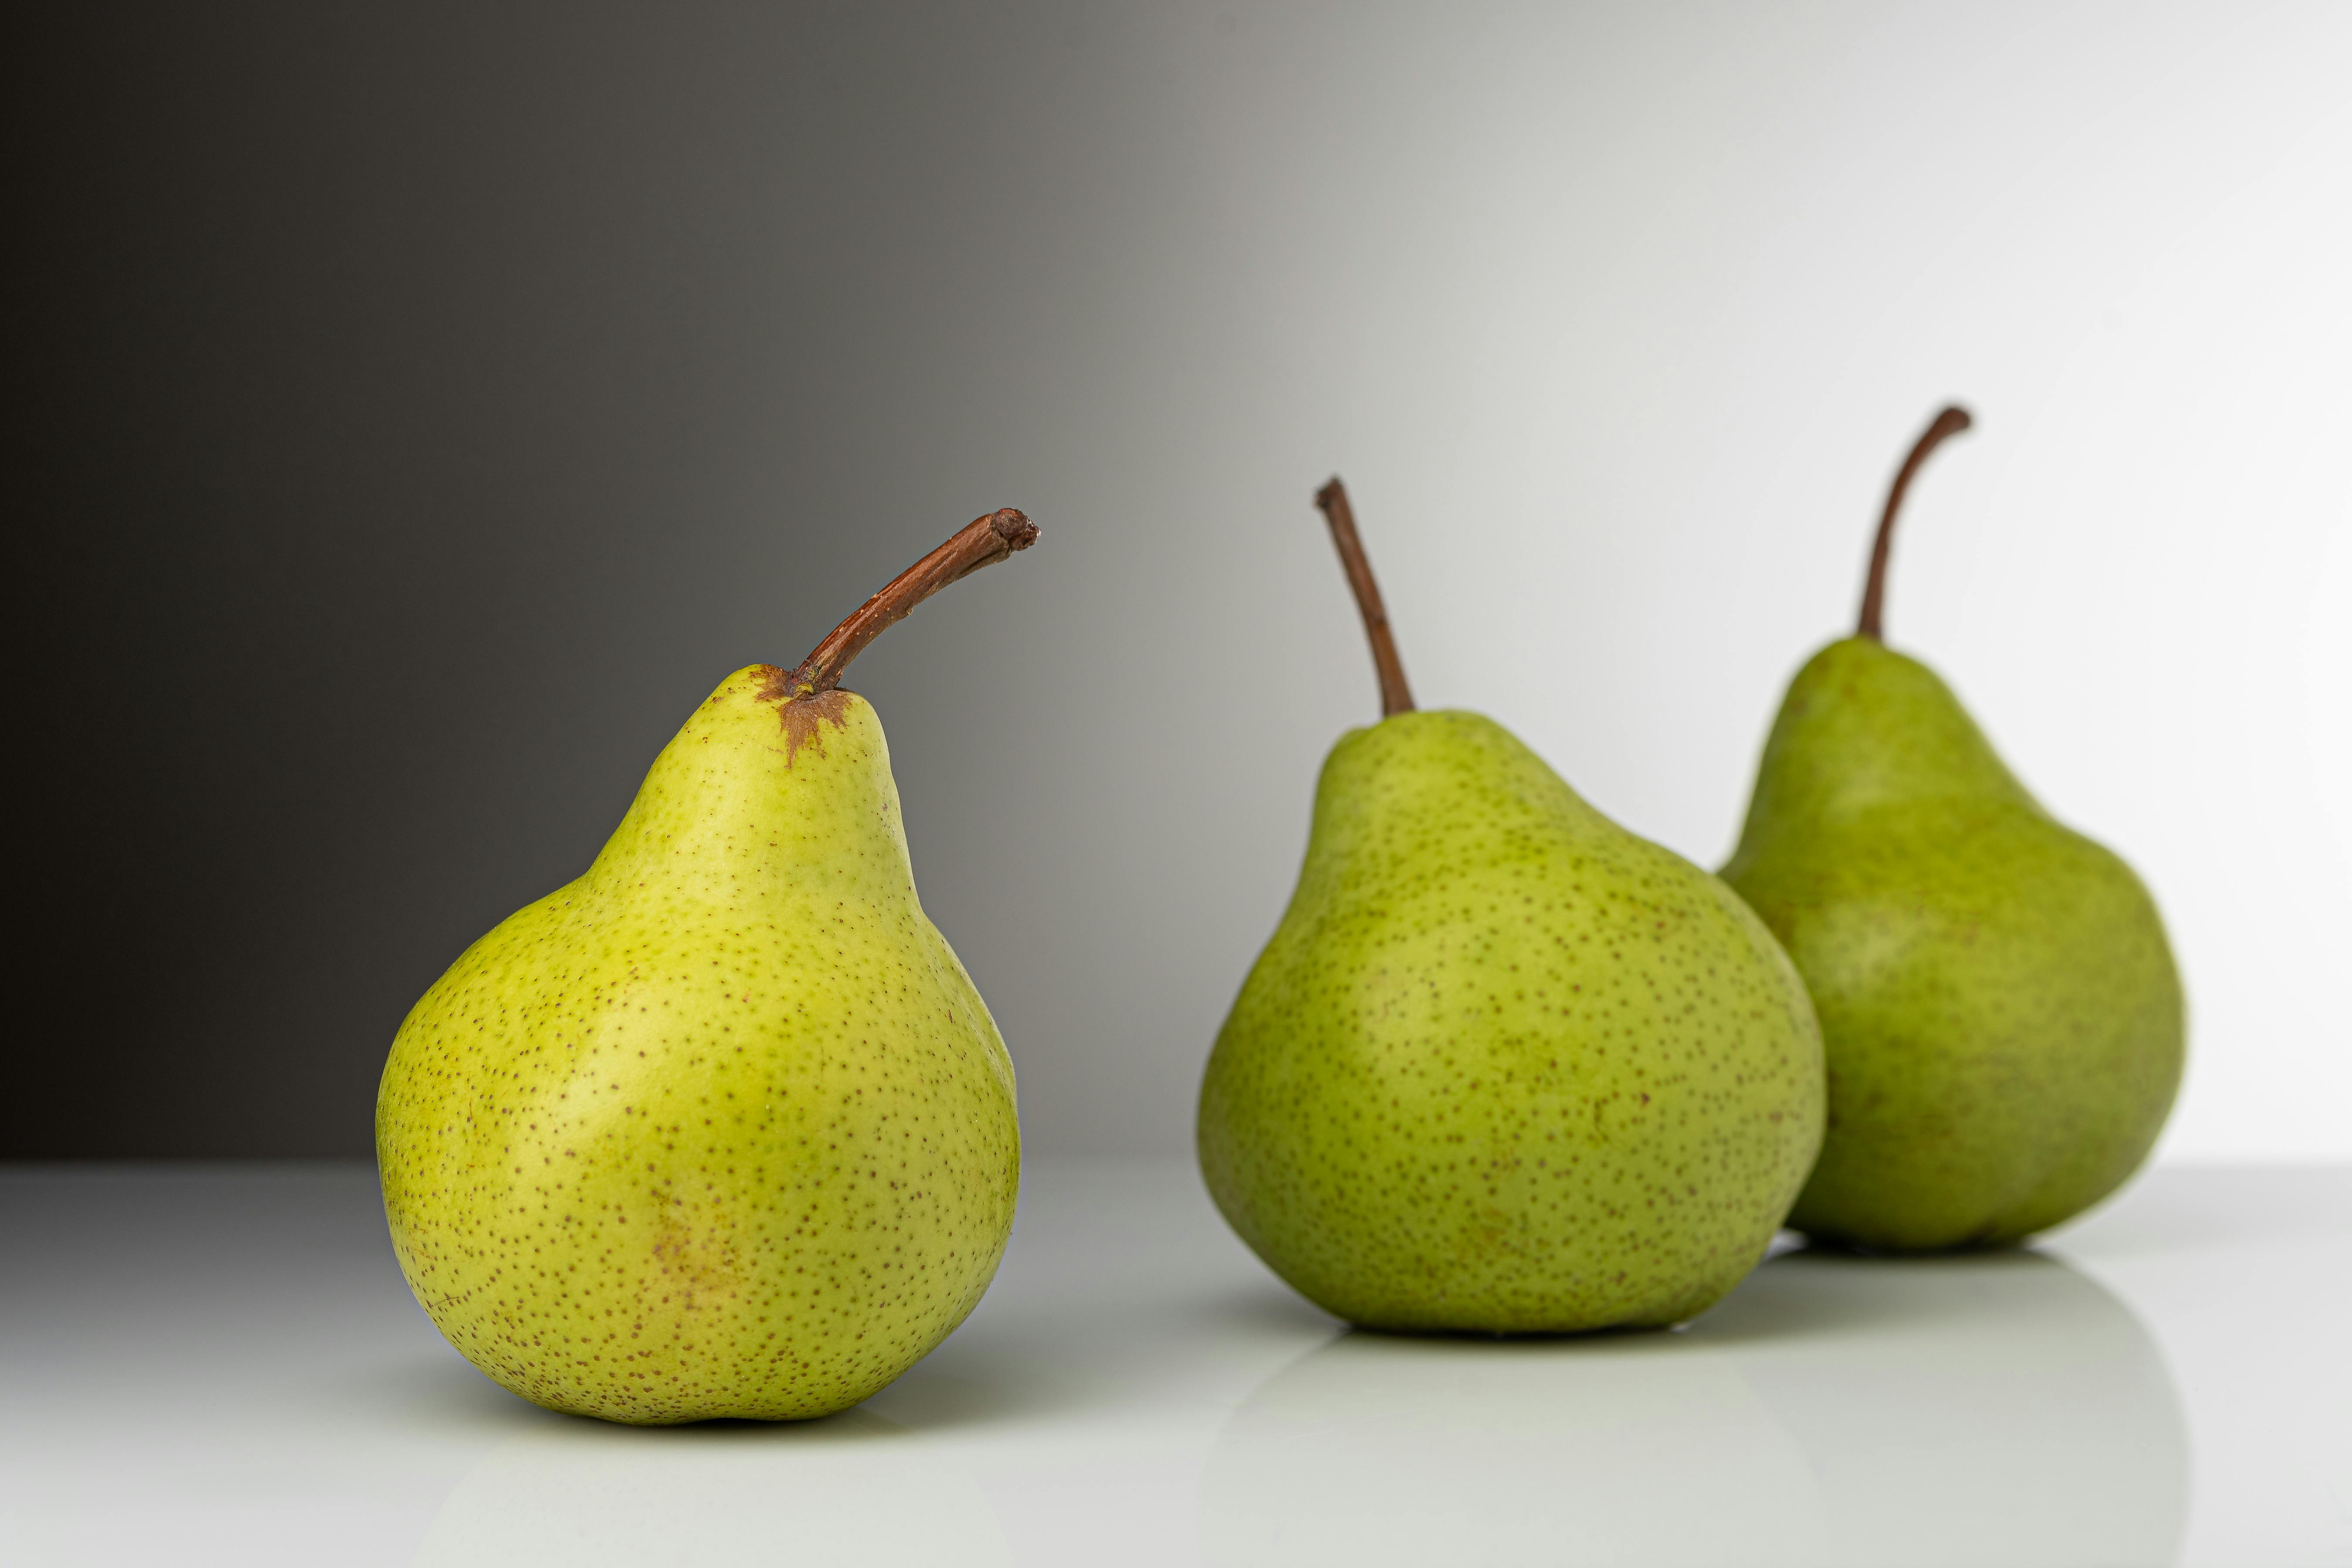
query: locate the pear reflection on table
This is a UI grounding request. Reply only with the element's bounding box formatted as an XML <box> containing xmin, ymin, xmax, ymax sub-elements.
<box><xmin>1201</xmin><ymin>1247</ymin><xmax>2186</xmax><ymax>1568</ymax></box>
<box><xmin>1202</xmin><ymin>1317</ymin><xmax>1820</xmax><ymax>1567</ymax></box>
<box><xmin>1723</xmin><ymin>1247</ymin><xmax>2188</xmax><ymax>1568</ymax></box>
<box><xmin>412</xmin><ymin>1407</ymin><xmax>1012</xmax><ymax>1568</ymax></box>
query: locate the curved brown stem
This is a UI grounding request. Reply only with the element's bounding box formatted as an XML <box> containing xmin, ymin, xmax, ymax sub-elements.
<box><xmin>1858</xmin><ymin>405</ymin><xmax>1973</xmax><ymax>642</ymax></box>
<box><xmin>777</xmin><ymin>508</ymin><xmax>1037</xmax><ymax>698</ymax></box>
<box><xmin>1316</xmin><ymin>478</ymin><xmax>1415</xmax><ymax>717</ymax></box>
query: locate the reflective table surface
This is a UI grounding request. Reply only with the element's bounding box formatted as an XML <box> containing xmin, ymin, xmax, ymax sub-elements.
<box><xmin>3</xmin><ymin>1161</ymin><xmax>2346</xmax><ymax>1566</ymax></box>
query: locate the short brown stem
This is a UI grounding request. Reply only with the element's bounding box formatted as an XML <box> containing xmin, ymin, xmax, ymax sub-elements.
<box><xmin>780</xmin><ymin>508</ymin><xmax>1038</xmax><ymax>697</ymax></box>
<box><xmin>1316</xmin><ymin>478</ymin><xmax>1415</xmax><ymax>717</ymax></box>
<box><xmin>1858</xmin><ymin>406</ymin><xmax>1972</xmax><ymax>643</ymax></box>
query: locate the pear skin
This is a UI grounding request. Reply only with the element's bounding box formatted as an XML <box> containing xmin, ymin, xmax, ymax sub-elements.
<box><xmin>378</xmin><ymin>513</ymin><xmax>1032</xmax><ymax>1423</ymax></box>
<box><xmin>1721</xmin><ymin>410</ymin><xmax>2184</xmax><ymax>1251</ymax></box>
<box><xmin>1202</xmin><ymin>711</ymin><xmax>1824</xmax><ymax>1331</ymax></box>
<box><xmin>1723</xmin><ymin>640</ymin><xmax>2182</xmax><ymax>1250</ymax></box>
<box><xmin>1198</xmin><ymin>481</ymin><xmax>1824</xmax><ymax>1333</ymax></box>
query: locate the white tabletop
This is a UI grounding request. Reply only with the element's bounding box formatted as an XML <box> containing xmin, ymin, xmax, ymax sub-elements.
<box><xmin>3</xmin><ymin>1160</ymin><xmax>2346</xmax><ymax>1566</ymax></box>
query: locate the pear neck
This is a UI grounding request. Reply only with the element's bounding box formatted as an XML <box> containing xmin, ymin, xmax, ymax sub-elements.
<box><xmin>1305</xmin><ymin>711</ymin><xmax>1601</xmax><ymax>881</ymax></box>
<box><xmin>587</xmin><ymin>676</ymin><xmax>914</xmax><ymax>904</ymax></box>
<box><xmin>1736</xmin><ymin>640</ymin><xmax>2036</xmax><ymax>847</ymax></box>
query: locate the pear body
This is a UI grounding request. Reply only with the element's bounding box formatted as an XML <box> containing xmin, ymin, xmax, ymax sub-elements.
<box><xmin>1722</xmin><ymin>639</ymin><xmax>2183</xmax><ymax>1251</ymax></box>
<box><xmin>377</xmin><ymin>669</ymin><xmax>1019</xmax><ymax>1423</ymax></box>
<box><xmin>1199</xmin><ymin>711</ymin><xmax>1824</xmax><ymax>1333</ymax></box>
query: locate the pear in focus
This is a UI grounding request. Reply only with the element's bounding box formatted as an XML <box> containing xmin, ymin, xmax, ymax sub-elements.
<box><xmin>1198</xmin><ymin>482</ymin><xmax>1824</xmax><ymax>1333</ymax></box>
<box><xmin>1722</xmin><ymin>408</ymin><xmax>2184</xmax><ymax>1251</ymax></box>
<box><xmin>377</xmin><ymin>510</ymin><xmax>1036</xmax><ymax>1423</ymax></box>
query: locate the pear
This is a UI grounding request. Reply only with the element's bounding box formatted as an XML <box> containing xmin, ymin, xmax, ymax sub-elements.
<box><xmin>1721</xmin><ymin>408</ymin><xmax>2185</xmax><ymax>1251</ymax></box>
<box><xmin>377</xmin><ymin>510</ymin><xmax>1036</xmax><ymax>1423</ymax></box>
<box><xmin>1198</xmin><ymin>481</ymin><xmax>1824</xmax><ymax>1333</ymax></box>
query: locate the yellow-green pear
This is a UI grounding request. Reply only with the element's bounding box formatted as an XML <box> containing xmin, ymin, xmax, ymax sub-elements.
<box><xmin>1722</xmin><ymin>409</ymin><xmax>2184</xmax><ymax>1250</ymax></box>
<box><xmin>377</xmin><ymin>510</ymin><xmax>1036</xmax><ymax>1423</ymax></box>
<box><xmin>1198</xmin><ymin>482</ymin><xmax>1824</xmax><ymax>1333</ymax></box>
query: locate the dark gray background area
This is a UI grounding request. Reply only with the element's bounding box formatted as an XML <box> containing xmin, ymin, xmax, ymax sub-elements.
<box><xmin>14</xmin><ymin>2</ymin><xmax>1211</xmax><ymax>1156</ymax></box>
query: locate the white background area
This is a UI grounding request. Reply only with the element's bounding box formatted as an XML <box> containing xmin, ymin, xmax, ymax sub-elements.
<box><xmin>602</xmin><ymin>3</ymin><xmax>2352</xmax><ymax>1166</ymax></box>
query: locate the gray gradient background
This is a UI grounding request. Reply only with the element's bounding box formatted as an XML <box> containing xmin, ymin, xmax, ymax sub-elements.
<box><xmin>14</xmin><ymin>3</ymin><xmax>2352</xmax><ymax>1160</ymax></box>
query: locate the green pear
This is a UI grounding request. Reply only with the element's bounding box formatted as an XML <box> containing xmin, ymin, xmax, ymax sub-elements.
<box><xmin>1722</xmin><ymin>408</ymin><xmax>2184</xmax><ymax>1251</ymax></box>
<box><xmin>377</xmin><ymin>510</ymin><xmax>1036</xmax><ymax>1423</ymax></box>
<box><xmin>1198</xmin><ymin>481</ymin><xmax>1824</xmax><ymax>1333</ymax></box>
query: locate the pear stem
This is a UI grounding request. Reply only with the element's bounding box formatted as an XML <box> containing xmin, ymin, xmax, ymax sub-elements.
<box><xmin>1316</xmin><ymin>478</ymin><xmax>1415</xmax><ymax>718</ymax></box>
<box><xmin>781</xmin><ymin>508</ymin><xmax>1038</xmax><ymax>697</ymax></box>
<box><xmin>1857</xmin><ymin>405</ymin><xmax>1973</xmax><ymax>643</ymax></box>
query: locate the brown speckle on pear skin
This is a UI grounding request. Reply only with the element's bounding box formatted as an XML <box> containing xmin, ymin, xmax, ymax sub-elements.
<box><xmin>1198</xmin><ymin>710</ymin><xmax>1825</xmax><ymax>1335</ymax></box>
